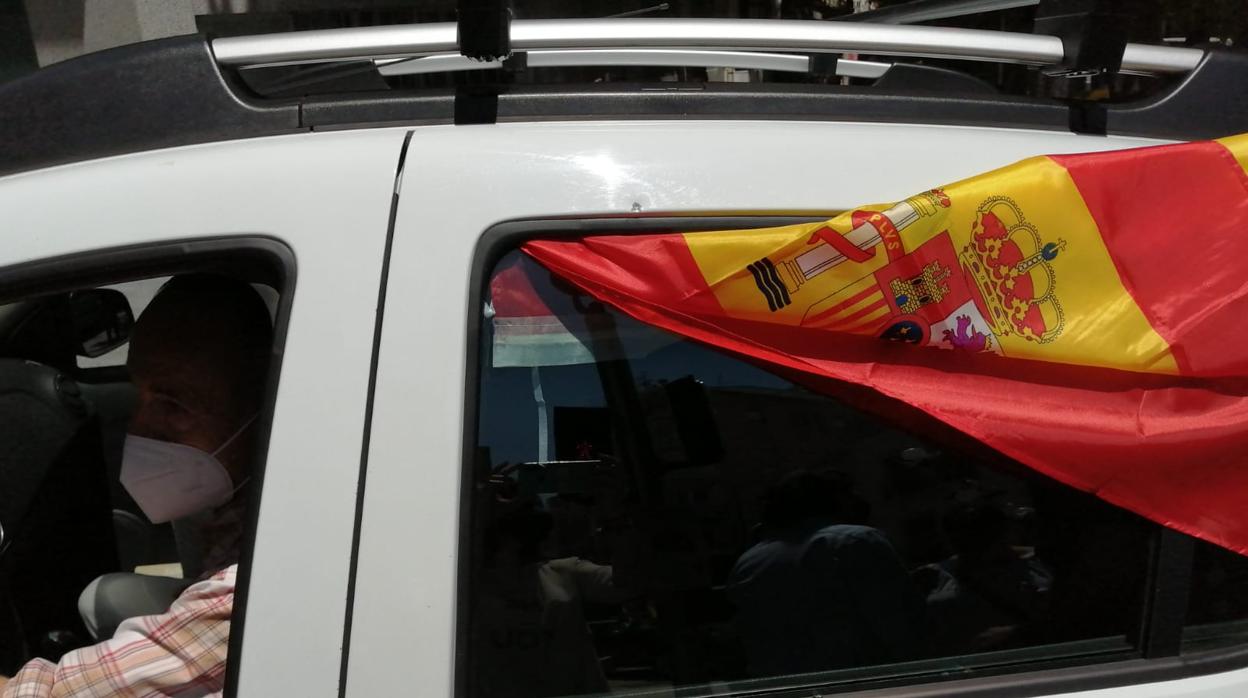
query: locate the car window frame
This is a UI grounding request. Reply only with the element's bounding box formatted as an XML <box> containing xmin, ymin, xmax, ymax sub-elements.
<box><xmin>459</xmin><ymin>216</ymin><xmax>1242</xmax><ymax>698</ymax></box>
<box><xmin>0</xmin><ymin>235</ymin><xmax>296</xmax><ymax>698</ymax></box>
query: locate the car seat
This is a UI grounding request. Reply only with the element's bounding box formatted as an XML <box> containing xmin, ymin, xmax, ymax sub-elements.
<box><xmin>0</xmin><ymin>359</ymin><xmax>117</xmax><ymax>671</ymax></box>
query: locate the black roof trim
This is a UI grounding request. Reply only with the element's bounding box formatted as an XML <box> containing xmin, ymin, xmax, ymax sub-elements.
<box><xmin>1110</xmin><ymin>50</ymin><xmax>1248</xmax><ymax>141</ymax></box>
<box><xmin>1</xmin><ymin>35</ymin><xmax>1246</xmax><ymax>180</ymax></box>
<box><xmin>302</xmin><ymin>82</ymin><xmax>1075</xmax><ymax>132</ymax></box>
<box><xmin>0</xmin><ymin>35</ymin><xmax>298</xmax><ymax>180</ymax></box>
<box><xmin>303</xmin><ymin>51</ymin><xmax>1248</xmax><ymax>140</ymax></box>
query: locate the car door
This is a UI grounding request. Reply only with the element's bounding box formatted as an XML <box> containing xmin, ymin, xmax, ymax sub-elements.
<box><xmin>343</xmin><ymin>120</ymin><xmax>1234</xmax><ymax>697</ymax></box>
<box><xmin>0</xmin><ymin>127</ymin><xmax>408</xmax><ymax>697</ymax></box>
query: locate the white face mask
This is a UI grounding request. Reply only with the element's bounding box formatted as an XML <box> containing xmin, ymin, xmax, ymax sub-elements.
<box><xmin>120</xmin><ymin>415</ymin><xmax>256</xmax><ymax>524</ymax></box>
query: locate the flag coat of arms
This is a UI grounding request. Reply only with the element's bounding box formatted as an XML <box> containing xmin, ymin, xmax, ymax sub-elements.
<box><xmin>524</xmin><ymin>134</ymin><xmax>1248</xmax><ymax>555</ymax></box>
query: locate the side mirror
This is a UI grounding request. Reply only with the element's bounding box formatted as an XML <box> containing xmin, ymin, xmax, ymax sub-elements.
<box><xmin>70</xmin><ymin>289</ymin><xmax>134</xmax><ymax>358</ymax></box>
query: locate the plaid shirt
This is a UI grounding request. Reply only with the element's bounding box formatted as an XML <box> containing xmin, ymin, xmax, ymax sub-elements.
<box><xmin>2</xmin><ymin>565</ymin><xmax>236</xmax><ymax>698</ymax></box>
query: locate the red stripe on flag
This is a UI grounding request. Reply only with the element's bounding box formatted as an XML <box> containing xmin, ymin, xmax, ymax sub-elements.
<box><xmin>491</xmin><ymin>257</ymin><xmax>554</xmax><ymax>318</ymax></box>
<box><xmin>1051</xmin><ymin>142</ymin><xmax>1248</xmax><ymax>376</ymax></box>
<box><xmin>824</xmin><ymin>298</ymin><xmax>889</xmax><ymax>331</ymax></box>
<box><xmin>804</xmin><ymin>286</ymin><xmax>882</xmax><ymax>326</ymax></box>
<box><xmin>852</xmin><ymin>316</ymin><xmax>892</xmax><ymax>338</ymax></box>
<box><xmin>523</xmin><ymin>235</ymin><xmax>1248</xmax><ymax>555</ymax></box>
<box><xmin>526</xmin><ymin>233</ymin><xmax>725</xmax><ymax>317</ymax></box>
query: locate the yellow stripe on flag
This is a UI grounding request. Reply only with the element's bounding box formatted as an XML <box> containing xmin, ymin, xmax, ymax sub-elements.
<box><xmin>940</xmin><ymin>157</ymin><xmax>1177</xmax><ymax>373</ymax></box>
<box><xmin>1217</xmin><ymin>132</ymin><xmax>1248</xmax><ymax>176</ymax></box>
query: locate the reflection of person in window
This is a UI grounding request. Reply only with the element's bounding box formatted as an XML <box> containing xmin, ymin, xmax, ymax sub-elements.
<box><xmin>919</xmin><ymin>502</ymin><xmax>1052</xmax><ymax>654</ymax></box>
<box><xmin>726</xmin><ymin>471</ymin><xmax>921</xmax><ymax>677</ymax></box>
<box><xmin>0</xmin><ymin>275</ymin><xmax>271</xmax><ymax>697</ymax></box>
<box><xmin>471</xmin><ymin>503</ymin><xmax>631</xmax><ymax>698</ymax></box>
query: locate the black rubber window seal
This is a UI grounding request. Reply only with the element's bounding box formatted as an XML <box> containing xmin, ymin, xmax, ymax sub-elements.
<box><xmin>336</xmin><ymin>128</ymin><xmax>415</xmax><ymax>697</ymax></box>
<box><xmin>456</xmin><ymin>214</ymin><xmax>1248</xmax><ymax>698</ymax></box>
<box><xmin>0</xmin><ymin>235</ymin><xmax>296</xmax><ymax>698</ymax></box>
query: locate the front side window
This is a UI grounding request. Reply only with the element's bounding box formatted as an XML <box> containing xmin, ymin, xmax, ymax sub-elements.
<box><xmin>73</xmin><ymin>277</ymin><xmax>166</xmax><ymax>370</ymax></box>
<box><xmin>463</xmin><ymin>250</ymin><xmax>1198</xmax><ymax>698</ymax></box>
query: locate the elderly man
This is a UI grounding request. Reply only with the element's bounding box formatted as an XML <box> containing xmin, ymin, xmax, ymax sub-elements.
<box><xmin>1</xmin><ymin>274</ymin><xmax>272</xmax><ymax>697</ymax></box>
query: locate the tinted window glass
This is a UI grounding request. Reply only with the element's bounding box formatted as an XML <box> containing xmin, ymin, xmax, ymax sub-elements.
<box><xmin>1184</xmin><ymin>539</ymin><xmax>1248</xmax><ymax>652</ymax></box>
<box><xmin>0</xmin><ymin>268</ymin><xmax>280</xmax><ymax>685</ymax></box>
<box><xmin>75</xmin><ymin>277</ymin><xmax>166</xmax><ymax>369</ymax></box>
<box><xmin>466</xmin><ymin>252</ymin><xmax>1157</xmax><ymax>697</ymax></box>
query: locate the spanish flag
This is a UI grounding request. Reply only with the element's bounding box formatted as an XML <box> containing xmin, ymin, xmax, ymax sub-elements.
<box><xmin>525</xmin><ymin>134</ymin><xmax>1248</xmax><ymax>555</ymax></box>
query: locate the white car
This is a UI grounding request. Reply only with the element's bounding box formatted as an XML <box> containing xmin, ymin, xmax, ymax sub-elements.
<box><xmin>1</xmin><ymin>13</ymin><xmax>1247</xmax><ymax>698</ymax></box>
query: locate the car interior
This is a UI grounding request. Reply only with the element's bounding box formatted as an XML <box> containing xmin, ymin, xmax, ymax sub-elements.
<box><xmin>465</xmin><ymin>248</ymin><xmax>1248</xmax><ymax>698</ymax></box>
<box><xmin>0</xmin><ymin>273</ymin><xmax>278</xmax><ymax>675</ymax></box>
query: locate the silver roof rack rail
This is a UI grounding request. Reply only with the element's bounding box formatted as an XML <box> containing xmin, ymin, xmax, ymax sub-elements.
<box><xmin>212</xmin><ymin>18</ymin><xmax>1203</xmax><ymax>75</ymax></box>
<box><xmin>374</xmin><ymin>49</ymin><xmax>891</xmax><ymax>79</ymax></box>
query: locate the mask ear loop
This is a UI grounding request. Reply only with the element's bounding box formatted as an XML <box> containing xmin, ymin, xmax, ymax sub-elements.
<box><xmin>229</xmin><ymin>476</ymin><xmax>253</xmax><ymax>497</ymax></box>
<box><xmin>212</xmin><ymin>413</ymin><xmax>261</xmax><ymax>495</ymax></box>
<box><xmin>211</xmin><ymin>413</ymin><xmax>260</xmax><ymax>457</ymax></box>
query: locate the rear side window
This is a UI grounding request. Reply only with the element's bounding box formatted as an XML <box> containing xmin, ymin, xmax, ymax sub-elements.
<box><xmin>1184</xmin><ymin>539</ymin><xmax>1248</xmax><ymax>652</ymax></box>
<box><xmin>461</xmin><ymin>249</ymin><xmax>1226</xmax><ymax>698</ymax></box>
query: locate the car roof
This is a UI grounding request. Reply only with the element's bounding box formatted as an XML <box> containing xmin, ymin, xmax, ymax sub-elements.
<box><xmin>1</xmin><ymin>18</ymin><xmax>1245</xmax><ymax>180</ymax></box>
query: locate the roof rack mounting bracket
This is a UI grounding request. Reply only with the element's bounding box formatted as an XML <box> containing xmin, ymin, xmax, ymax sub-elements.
<box><xmin>457</xmin><ymin>0</ymin><xmax>513</xmax><ymax>62</ymax></box>
<box><xmin>808</xmin><ymin>53</ymin><xmax>841</xmax><ymax>76</ymax></box>
<box><xmin>501</xmin><ymin>51</ymin><xmax>527</xmax><ymax>72</ymax></box>
<box><xmin>1033</xmin><ymin>0</ymin><xmax>1127</xmax><ymax>77</ymax></box>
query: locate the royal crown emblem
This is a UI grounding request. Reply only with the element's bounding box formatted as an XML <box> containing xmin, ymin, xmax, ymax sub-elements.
<box><xmin>959</xmin><ymin>196</ymin><xmax>1066</xmax><ymax>344</ymax></box>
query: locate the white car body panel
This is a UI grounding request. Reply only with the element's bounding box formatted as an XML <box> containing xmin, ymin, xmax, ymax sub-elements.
<box><xmin>1053</xmin><ymin>667</ymin><xmax>1248</xmax><ymax>698</ymax></box>
<box><xmin>0</xmin><ymin>128</ymin><xmax>406</xmax><ymax>697</ymax></box>
<box><xmin>347</xmin><ymin>119</ymin><xmax>1224</xmax><ymax>698</ymax></box>
<box><xmin>2</xmin><ymin>118</ymin><xmax>1244</xmax><ymax>696</ymax></box>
